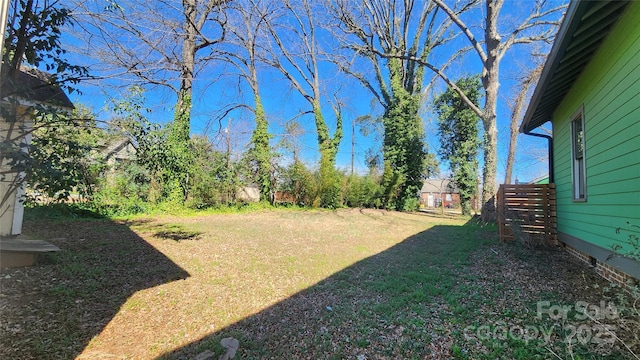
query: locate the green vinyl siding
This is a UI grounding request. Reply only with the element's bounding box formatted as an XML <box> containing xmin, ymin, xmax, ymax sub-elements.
<box><xmin>534</xmin><ymin>177</ymin><xmax>549</xmax><ymax>185</ymax></box>
<box><xmin>552</xmin><ymin>1</ymin><xmax>640</xmax><ymax>252</ymax></box>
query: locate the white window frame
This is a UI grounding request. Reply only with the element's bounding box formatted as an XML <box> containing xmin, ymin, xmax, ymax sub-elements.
<box><xmin>570</xmin><ymin>106</ymin><xmax>587</xmax><ymax>201</ymax></box>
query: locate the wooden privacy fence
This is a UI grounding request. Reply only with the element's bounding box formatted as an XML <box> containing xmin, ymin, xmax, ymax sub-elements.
<box><xmin>497</xmin><ymin>184</ymin><xmax>557</xmax><ymax>245</ymax></box>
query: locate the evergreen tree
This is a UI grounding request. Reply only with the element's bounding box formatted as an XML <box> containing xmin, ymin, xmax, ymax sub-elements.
<box><xmin>434</xmin><ymin>76</ymin><xmax>482</xmax><ymax>215</ymax></box>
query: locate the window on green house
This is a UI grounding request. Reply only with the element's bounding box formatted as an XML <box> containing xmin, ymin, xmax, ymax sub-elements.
<box><xmin>571</xmin><ymin>107</ymin><xmax>586</xmax><ymax>201</ymax></box>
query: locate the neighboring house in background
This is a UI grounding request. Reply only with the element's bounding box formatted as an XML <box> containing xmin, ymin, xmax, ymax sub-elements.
<box><xmin>99</xmin><ymin>137</ymin><xmax>137</xmax><ymax>170</ymax></box>
<box><xmin>530</xmin><ymin>175</ymin><xmax>549</xmax><ymax>185</ymax></box>
<box><xmin>0</xmin><ymin>66</ymin><xmax>74</xmax><ymax>236</ymax></box>
<box><xmin>237</xmin><ymin>186</ymin><xmax>260</xmax><ymax>203</ymax></box>
<box><xmin>514</xmin><ymin>175</ymin><xmax>549</xmax><ymax>184</ymax></box>
<box><xmin>274</xmin><ymin>191</ymin><xmax>296</xmax><ymax>204</ymax></box>
<box><xmin>520</xmin><ymin>0</ymin><xmax>640</xmax><ymax>282</ymax></box>
<box><xmin>419</xmin><ymin>179</ymin><xmax>460</xmax><ymax>208</ymax></box>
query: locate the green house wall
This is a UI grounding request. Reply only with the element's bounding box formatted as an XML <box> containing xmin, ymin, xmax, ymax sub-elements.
<box><xmin>552</xmin><ymin>1</ymin><xmax>640</xmax><ymax>254</ymax></box>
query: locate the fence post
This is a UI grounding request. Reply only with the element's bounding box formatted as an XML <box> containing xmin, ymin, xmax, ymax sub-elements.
<box><xmin>498</xmin><ymin>184</ymin><xmax>504</xmax><ymax>241</ymax></box>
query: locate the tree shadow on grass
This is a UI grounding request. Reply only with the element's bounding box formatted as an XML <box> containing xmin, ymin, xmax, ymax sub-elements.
<box><xmin>158</xmin><ymin>219</ymin><xmax>489</xmax><ymax>359</ymax></box>
<box><xmin>124</xmin><ymin>220</ymin><xmax>203</xmax><ymax>242</ymax></box>
<box><xmin>0</xmin><ymin>215</ymin><xmax>190</xmax><ymax>360</ymax></box>
<box><xmin>154</xmin><ymin>230</ymin><xmax>202</xmax><ymax>241</ymax></box>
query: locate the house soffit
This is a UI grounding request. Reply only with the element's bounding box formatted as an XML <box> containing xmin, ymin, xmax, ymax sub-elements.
<box><xmin>520</xmin><ymin>0</ymin><xmax>629</xmax><ymax>133</ymax></box>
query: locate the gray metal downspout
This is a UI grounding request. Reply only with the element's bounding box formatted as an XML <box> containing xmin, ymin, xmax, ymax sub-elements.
<box><xmin>523</xmin><ymin>131</ymin><xmax>554</xmax><ymax>183</ymax></box>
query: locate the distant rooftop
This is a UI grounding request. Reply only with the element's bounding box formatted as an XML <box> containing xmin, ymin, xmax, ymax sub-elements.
<box><xmin>420</xmin><ymin>179</ymin><xmax>459</xmax><ymax>193</ymax></box>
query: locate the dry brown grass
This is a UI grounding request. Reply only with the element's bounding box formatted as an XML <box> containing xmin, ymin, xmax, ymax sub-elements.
<box><xmin>2</xmin><ymin>208</ymin><xmax>637</xmax><ymax>359</ymax></box>
<box><xmin>1</xmin><ymin>209</ymin><xmax>465</xmax><ymax>359</ymax></box>
<box><xmin>87</xmin><ymin>209</ymin><xmax>451</xmax><ymax>358</ymax></box>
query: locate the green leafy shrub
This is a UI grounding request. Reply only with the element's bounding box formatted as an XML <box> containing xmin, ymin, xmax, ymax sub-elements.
<box><xmin>26</xmin><ymin>105</ymin><xmax>106</xmax><ymax>204</ymax></box>
<box><xmin>317</xmin><ymin>160</ymin><xmax>342</xmax><ymax>209</ymax></box>
<box><xmin>278</xmin><ymin>161</ymin><xmax>316</xmax><ymax>207</ymax></box>
<box><xmin>343</xmin><ymin>174</ymin><xmax>382</xmax><ymax>208</ymax></box>
<box><xmin>186</xmin><ymin>136</ymin><xmax>241</xmax><ymax>209</ymax></box>
<box><xmin>90</xmin><ymin>162</ymin><xmax>150</xmax><ymax>217</ymax></box>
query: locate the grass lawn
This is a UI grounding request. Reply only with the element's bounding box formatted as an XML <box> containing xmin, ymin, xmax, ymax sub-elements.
<box><xmin>1</xmin><ymin>208</ymin><xmax>638</xmax><ymax>359</ymax></box>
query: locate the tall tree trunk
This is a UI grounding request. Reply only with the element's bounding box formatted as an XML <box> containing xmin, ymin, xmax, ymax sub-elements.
<box><xmin>481</xmin><ymin>113</ymin><xmax>498</xmax><ymax>222</ymax></box>
<box><xmin>173</xmin><ymin>0</ymin><xmax>196</xmax><ymax>143</ymax></box>
<box><xmin>361</xmin><ymin>0</ymin><xmax>564</xmax><ymax>218</ymax></box>
<box><xmin>504</xmin><ymin>62</ymin><xmax>544</xmax><ymax>184</ymax></box>
<box><xmin>312</xmin><ymin>100</ymin><xmax>342</xmax><ymax>208</ymax></box>
<box><xmin>480</xmin><ymin>0</ymin><xmax>502</xmax><ymax>222</ymax></box>
<box><xmin>166</xmin><ymin>0</ymin><xmax>198</xmax><ymax>200</ymax></box>
<box><xmin>251</xmin><ymin>95</ymin><xmax>272</xmax><ymax>202</ymax></box>
<box><xmin>504</xmin><ymin>117</ymin><xmax>518</xmax><ymax>185</ymax></box>
<box><xmin>380</xmin><ymin>57</ymin><xmax>427</xmax><ymax>211</ymax></box>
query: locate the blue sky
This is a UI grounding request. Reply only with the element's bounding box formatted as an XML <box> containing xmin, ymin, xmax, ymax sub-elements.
<box><xmin>63</xmin><ymin>0</ymin><xmax>565</xmax><ymax>184</ymax></box>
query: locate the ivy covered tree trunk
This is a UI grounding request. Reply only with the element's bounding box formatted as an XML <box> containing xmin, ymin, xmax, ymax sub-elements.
<box><xmin>381</xmin><ymin>59</ymin><xmax>428</xmax><ymax>211</ymax></box>
<box><xmin>174</xmin><ymin>0</ymin><xmax>196</xmax><ymax>143</ymax></box>
<box><xmin>231</xmin><ymin>1</ymin><xmax>275</xmax><ymax>205</ymax></box>
<box><xmin>312</xmin><ymin>100</ymin><xmax>342</xmax><ymax>208</ymax></box>
<box><xmin>167</xmin><ymin>90</ymin><xmax>193</xmax><ymax>201</ymax></box>
<box><xmin>166</xmin><ymin>0</ymin><xmax>198</xmax><ymax>201</ymax></box>
<box><xmin>249</xmin><ymin>97</ymin><xmax>273</xmax><ymax>202</ymax></box>
<box><xmin>381</xmin><ymin>96</ymin><xmax>426</xmax><ymax>210</ymax></box>
<box><xmin>172</xmin><ymin>90</ymin><xmax>192</xmax><ymax>144</ymax></box>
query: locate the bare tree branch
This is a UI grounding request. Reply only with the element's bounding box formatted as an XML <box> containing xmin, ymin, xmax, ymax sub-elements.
<box><xmin>433</xmin><ymin>0</ymin><xmax>486</xmax><ymax>63</ymax></box>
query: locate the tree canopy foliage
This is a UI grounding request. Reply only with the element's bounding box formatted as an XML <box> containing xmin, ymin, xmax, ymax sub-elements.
<box><xmin>434</xmin><ymin>75</ymin><xmax>482</xmax><ymax>215</ymax></box>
